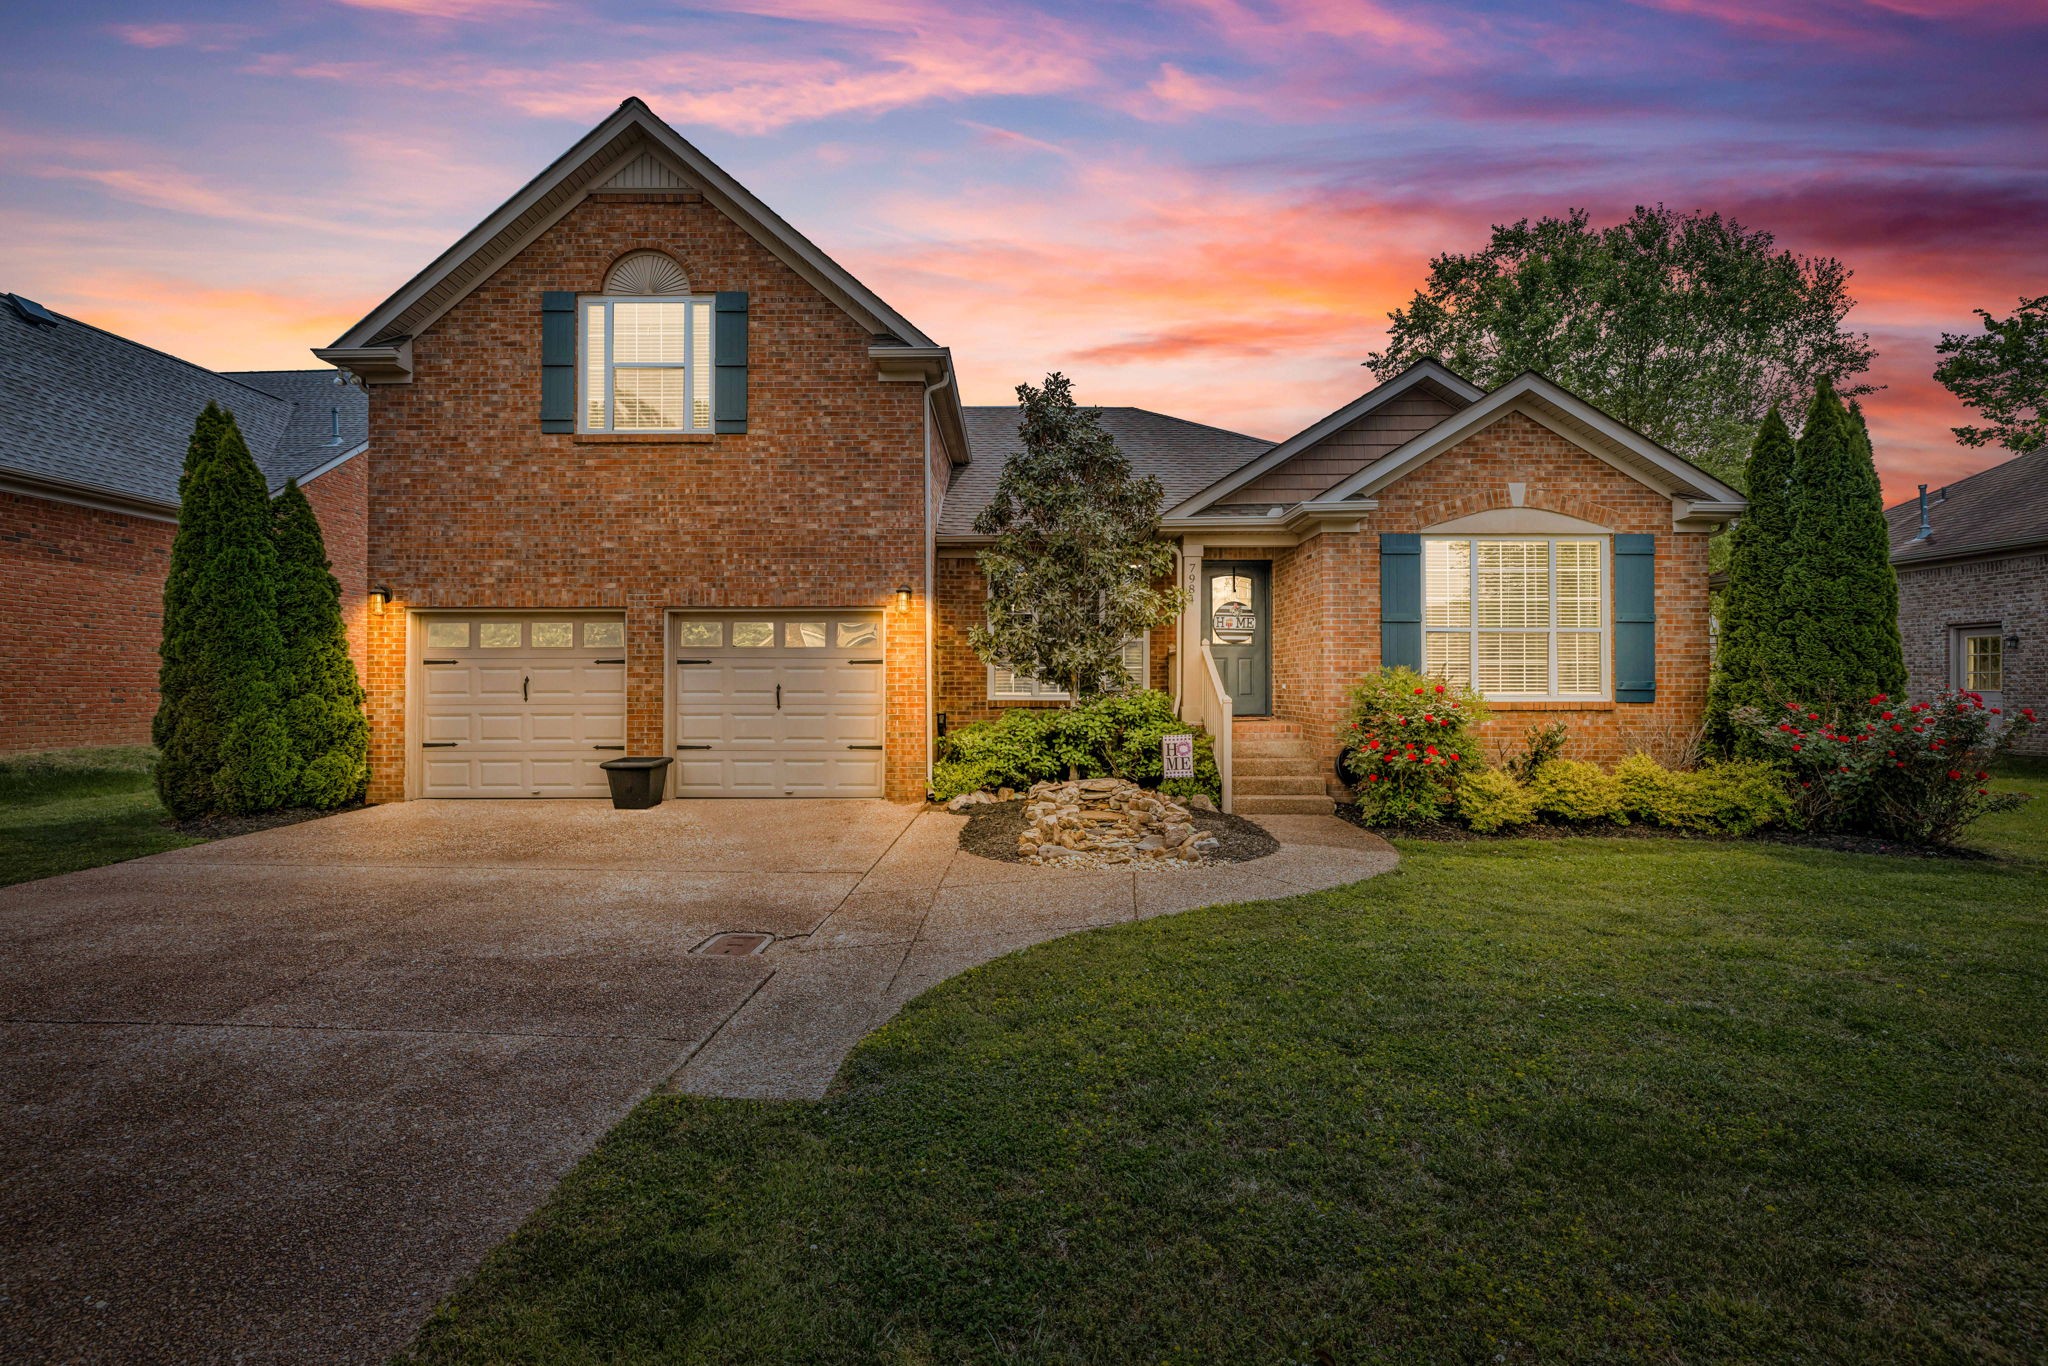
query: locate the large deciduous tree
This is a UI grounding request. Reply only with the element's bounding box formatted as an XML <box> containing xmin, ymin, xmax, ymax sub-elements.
<box><xmin>153</xmin><ymin>408</ymin><xmax>293</xmax><ymax>817</ymax></box>
<box><xmin>272</xmin><ymin>479</ymin><xmax>369</xmax><ymax>808</ymax></box>
<box><xmin>1367</xmin><ymin>205</ymin><xmax>1876</xmax><ymax>488</ymax></box>
<box><xmin>1778</xmin><ymin>380</ymin><xmax>1905</xmax><ymax>707</ymax></box>
<box><xmin>1934</xmin><ymin>294</ymin><xmax>2047</xmax><ymax>455</ymax></box>
<box><xmin>972</xmin><ymin>373</ymin><xmax>1182</xmax><ymax>702</ymax></box>
<box><xmin>1704</xmin><ymin>406</ymin><xmax>1797</xmax><ymax>752</ymax></box>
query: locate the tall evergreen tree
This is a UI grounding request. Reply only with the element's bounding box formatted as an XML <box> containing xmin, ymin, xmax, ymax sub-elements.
<box><xmin>272</xmin><ymin>479</ymin><xmax>369</xmax><ymax>808</ymax></box>
<box><xmin>1705</xmin><ymin>406</ymin><xmax>1796</xmax><ymax>751</ymax></box>
<box><xmin>153</xmin><ymin>409</ymin><xmax>292</xmax><ymax>817</ymax></box>
<box><xmin>1777</xmin><ymin>379</ymin><xmax>1905</xmax><ymax>708</ymax></box>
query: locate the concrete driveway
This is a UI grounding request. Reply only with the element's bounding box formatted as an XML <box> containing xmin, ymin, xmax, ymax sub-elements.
<box><xmin>0</xmin><ymin>799</ymin><xmax>1394</xmax><ymax>1363</ymax></box>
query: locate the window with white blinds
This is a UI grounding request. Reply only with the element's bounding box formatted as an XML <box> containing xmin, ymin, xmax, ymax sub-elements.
<box><xmin>1424</xmin><ymin>538</ymin><xmax>1608</xmax><ymax>700</ymax></box>
<box><xmin>989</xmin><ymin>635</ymin><xmax>1148</xmax><ymax>701</ymax></box>
<box><xmin>578</xmin><ymin>296</ymin><xmax>715</xmax><ymax>433</ymax></box>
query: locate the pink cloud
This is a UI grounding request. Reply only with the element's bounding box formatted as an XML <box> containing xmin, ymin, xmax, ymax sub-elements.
<box><xmin>329</xmin><ymin>0</ymin><xmax>553</xmax><ymax>18</ymax></box>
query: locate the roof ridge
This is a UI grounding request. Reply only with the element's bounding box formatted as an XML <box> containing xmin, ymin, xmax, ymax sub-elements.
<box><xmin>1885</xmin><ymin>444</ymin><xmax>2047</xmax><ymax>514</ymax></box>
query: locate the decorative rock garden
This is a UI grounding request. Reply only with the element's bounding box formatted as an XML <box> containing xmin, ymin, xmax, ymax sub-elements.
<box><xmin>1007</xmin><ymin>777</ymin><xmax>1220</xmax><ymax>866</ymax></box>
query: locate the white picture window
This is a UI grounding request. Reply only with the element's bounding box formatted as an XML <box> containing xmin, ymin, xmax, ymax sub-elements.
<box><xmin>578</xmin><ymin>296</ymin><xmax>714</xmax><ymax>433</ymax></box>
<box><xmin>1424</xmin><ymin>537</ymin><xmax>1609</xmax><ymax>700</ymax></box>
<box><xmin>989</xmin><ymin>635</ymin><xmax>1147</xmax><ymax>701</ymax></box>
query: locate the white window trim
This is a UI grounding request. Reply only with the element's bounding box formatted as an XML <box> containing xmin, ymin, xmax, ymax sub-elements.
<box><xmin>988</xmin><ymin>631</ymin><xmax>1149</xmax><ymax>701</ymax></box>
<box><xmin>576</xmin><ymin>293</ymin><xmax>714</xmax><ymax>435</ymax></box>
<box><xmin>1424</xmin><ymin>535</ymin><xmax>1611</xmax><ymax>702</ymax></box>
<box><xmin>1950</xmin><ymin>623</ymin><xmax>2005</xmax><ymax>695</ymax></box>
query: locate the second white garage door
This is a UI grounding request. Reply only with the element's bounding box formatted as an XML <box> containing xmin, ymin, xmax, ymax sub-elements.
<box><xmin>670</xmin><ymin>612</ymin><xmax>886</xmax><ymax>797</ymax></box>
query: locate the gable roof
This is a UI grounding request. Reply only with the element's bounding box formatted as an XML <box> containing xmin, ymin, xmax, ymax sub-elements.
<box><xmin>941</xmin><ymin>406</ymin><xmax>1270</xmax><ymax>537</ymax></box>
<box><xmin>1887</xmin><ymin>446</ymin><xmax>2048</xmax><ymax>567</ymax></box>
<box><xmin>1165</xmin><ymin>359</ymin><xmax>1482</xmax><ymax>518</ymax></box>
<box><xmin>1306</xmin><ymin>371</ymin><xmax>1746</xmax><ymax>519</ymax></box>
<box><xmin>320</xmin><ymin>97</ymin><xmax>935</xmax><ymax>358</ymax></box>
<box><xmin>0</xmin><ymin>294</ymin><xmax>367</xmax><ymax>517</ymax></box>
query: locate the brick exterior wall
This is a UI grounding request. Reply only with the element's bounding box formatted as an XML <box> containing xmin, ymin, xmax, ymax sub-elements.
<box><xmin>361</xmin><ymin>192</ymin><xmax>930</xmax><ymax>802</ymax></box>
<box><xmin>0</xmin><ymin>464</ymin><xmax>368</xmax><ymax>755</ymax></box>
<box><xmin>1896</xmin><ymin>551</ymin><xmax>2046</xmax><ymax>756</ymax></box>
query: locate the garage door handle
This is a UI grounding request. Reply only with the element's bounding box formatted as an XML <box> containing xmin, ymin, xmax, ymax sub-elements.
<box><xmin>675</xmin><ymin>658</ymin><xmax>710</xmax><ymax>665</ymax></box>
<box><xmin>675</xmin><ymin>744</ymin><xmax>712</xmax><ymax>750</ymax></box>
<box><xmin>593</xmin><ymin>745</ymin><xmax>625</xmax><ymax>751</ymax></box>
<box><xmin>594</xmin><ymin>657</ymin><xmax>625</xmax><ymax>664</ymax></box>
<box><xmin>847</xmin><ymin>744</ymin><xmax>883</xmax><ymax>751</ymax></box>
<box><xmin>850</xmin><ymin>658</ymin><xmax>883</xmax><ymax>664</ymax></box>
<box><xmin>775</xmin><ymin>684</ymin><xmax>781</xmax><ymax>709</ymax></box>
<box><xmin>523</xmin><ymin>675</ymin><xmax>530</xmax><ymax>702</ymax></box>
<box><xmin>423</xmin><ymin>742</ymin><xmax>458</xmax><ymax>749</ymax></box>
<box><xmin>422</xmin><ymin>658</ymin><xmax>458</xmax><ymax>665</ymax></box>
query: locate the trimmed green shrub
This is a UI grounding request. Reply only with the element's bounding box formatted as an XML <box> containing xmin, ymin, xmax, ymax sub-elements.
<box><xmin>154</xmin><ymin>408</ymin><xmax>291</xmax><ymax>818</ymax></box>
<box><xmin>1343</xmin><ymin>667</ymin><xmax>1489</xmax><ymax>826</ymax></box>
<box><xmin>1503</xmin><ymin>721</ymin><xmax>1568</xmax><ymax>781</ymax></box>
<box><xmin>272</xmin><ymin>480</ymin><xmax>369</xmax><ymax>808</ymax></box>
<box><xmin>1705</xmin><ymin>406</ymin><xmax>1798</xmax><ymax>754</ymax></box>
<box><xmin>1525</xmin><ymin>759</ymin><xmax>1619</xmax><ymax>823</ymax></box>
<box><xmin>1455</xmin><ymin>769</ymin><xmax>1536</xmax><ymax>833</ymax></box>
<box><xmin>1615</xmin><ymin>753</ymin><xmax>1794</xmax><ymax>836</ymax></box>
<box><xmin>930</xmin><ymin>691</ymin><xmax>1219</xmax><ymax>801</ymax></box>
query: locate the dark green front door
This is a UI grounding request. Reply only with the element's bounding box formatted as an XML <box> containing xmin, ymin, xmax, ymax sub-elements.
<box><xmin>1203</xmin><ymin>561</ymin><xmax>1271</xmax><ymax>716</ymax></box>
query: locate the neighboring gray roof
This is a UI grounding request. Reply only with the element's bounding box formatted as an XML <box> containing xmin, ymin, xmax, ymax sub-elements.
<box><xmin>942</xmin><ymin>406</ymin><xmax>1272</xmax><ymax>537</ymax></box>
<box><xmin>0</xmin><ymin>294</ymin><xmax>365</xmax><ymax>512</ymax></box>
<box><xmin>1887</xmin><ymin>446</ymin><xmax>2048</xmax><ymax>567</ymax></box>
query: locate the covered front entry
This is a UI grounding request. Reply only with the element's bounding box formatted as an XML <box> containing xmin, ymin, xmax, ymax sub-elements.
<box><xmin>415</xmin><ymin>612</ymin><xmax>628</xmax><ymax>797</ymax></box>
<box><xmin>1203</xmin><ymin>561</ymin><xmax>1272</xmax><ymax>716</ymax></box>
<box><xmin>669</xmin><ymin>610</ymin><xmax>887</xmax><ymax>797</ymax></box>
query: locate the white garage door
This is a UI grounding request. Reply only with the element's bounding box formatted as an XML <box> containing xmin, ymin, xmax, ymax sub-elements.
<box><xmin>670</xmin><ymin>612</ymin><xmax>886</xmax><ymax>797</ymax></box>
<box><xmin>417</xmin><ymin>613</ymin><xmax>628</xmax><ymax>798</ymax></box>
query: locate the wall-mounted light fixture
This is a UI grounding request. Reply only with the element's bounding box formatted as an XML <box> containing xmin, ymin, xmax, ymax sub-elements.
<box><xmin>369</xmin><ymin>585</ymin><xmax>391</xmax><ymax>610</ymax></box>
<box><xmin>895</xmin><ymin>584</ymin><xmax>912</xmax><ymax>611</ymax></box>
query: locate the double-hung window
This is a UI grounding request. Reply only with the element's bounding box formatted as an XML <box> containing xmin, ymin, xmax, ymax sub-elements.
<box><xmin>988</xmin><ymin>634</ymin><xmax>1149</xmax><ymax>701</ymax></box>
<box><xmin>1424</xmin><ymin>537</ymin><xmax>1608</xmax><ymax>700</ymax></box>
<box><xmin>580</xmin><ymin>296</ymin><xmax>714</xmax><ymax>433</ymax></box>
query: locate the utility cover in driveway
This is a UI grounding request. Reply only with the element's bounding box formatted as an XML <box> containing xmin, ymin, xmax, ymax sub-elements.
<box><xmin>670</xmin><ymin>611</ymin><xmax>886</xmax><ymax>797</ymax></box>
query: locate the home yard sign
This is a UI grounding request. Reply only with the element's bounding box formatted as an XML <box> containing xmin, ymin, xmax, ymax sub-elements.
<box><xmin>1162</xmin><ymin>733</ymin><xmax>1195</xmax><ymax>779</ymax></box>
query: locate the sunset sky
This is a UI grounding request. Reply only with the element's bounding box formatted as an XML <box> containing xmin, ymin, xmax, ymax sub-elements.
<box><xmin>5</xmin><ymin>0</ymin><xmax>2044</xmax><ymax>501</ymax></box>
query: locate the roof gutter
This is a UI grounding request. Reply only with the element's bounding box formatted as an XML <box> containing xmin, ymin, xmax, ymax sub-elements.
<box><xmin>312</xmin><ymin>341</ymin><xmax>413</xmax><ymax>386</ymax></box>
<box><xmin>872</xmin><ymin>344</ymin><xmax>970</xmax><ymax>467</ymax></box>
<box><xmin>0</xmin><ymin>469</ymin><xmax>177</xmax><ymax>521</ymax></box>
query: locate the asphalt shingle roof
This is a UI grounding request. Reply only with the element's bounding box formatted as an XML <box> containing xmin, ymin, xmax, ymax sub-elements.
<box><xmin>1886</xmin><ymin>447</ymin><xmax>2048</xmax><ymax>566</ymax></box>
<box><xmin>0</xmin><ymin>295</ymin><xmax>366</xmax><ymax>510</ymax></box>
<box><xmin>942</xmin><ymin>406</ymin><xmax>1271</xmax><ymax>536</ymax></box>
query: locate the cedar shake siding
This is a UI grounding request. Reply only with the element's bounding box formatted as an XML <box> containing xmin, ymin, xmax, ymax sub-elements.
<box><xmin>360</xmin><ymin>192</ymin><xmax>932</xmax><ymax>801</ymax></box>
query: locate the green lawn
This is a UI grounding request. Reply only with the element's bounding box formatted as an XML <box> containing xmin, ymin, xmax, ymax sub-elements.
<box><xmin>403</xmin><ymin>772</ymin><xmax>2047</xmax><ymax>1365</ymax></box>
<box><xmin>0</xmin><ymin>747</ymin><xmax>200</xmax><ymax>887</ymax></box>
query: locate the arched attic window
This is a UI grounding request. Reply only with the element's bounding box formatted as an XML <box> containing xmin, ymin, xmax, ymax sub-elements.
<box><xmin>581</xmin><ymin>253</ymin><xmax>711</xmax><ymax>432</ymax></box>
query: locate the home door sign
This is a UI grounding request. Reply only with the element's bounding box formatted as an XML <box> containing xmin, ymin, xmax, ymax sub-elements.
<box><xmin>1212</xmin><ymin>597</ymin><xmax>1257</xmax><ymax>644</ymax></box>
<box><xmin>1162</xmin><ymin>733</ymin><xmax>1194</xmax><ymax>779</ymax></box>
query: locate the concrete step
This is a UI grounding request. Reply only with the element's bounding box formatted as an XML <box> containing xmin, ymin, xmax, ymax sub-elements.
<box><xmin>1232</xmin><ymin>737</ymin><xmax>1319</xmax><ymax>759</ymax></box>
<box><xmin>1234</xmin><ymin>773</ymin><xmax>1328</xmax><ymax>796</ymax></box>
<box><xmin>1232</xmin><ymin>719</ymin><xmax>1302</xmax><ymax>737</ymax></box>
<box><xmin>1234</xmin><ymin>753</ymin><xmax>1322</xmax><ymax>777</ymax></box>
<box><xmin>1233</xmin><ymin>792</ymin><xmax>1337</xmax><ymax>816</ymax></box>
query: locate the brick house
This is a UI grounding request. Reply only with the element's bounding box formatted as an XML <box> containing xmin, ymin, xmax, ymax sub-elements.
<box><xmin>0</xmin><ymin>294</ymin><xmax>367</xmax><ymax>754</ymax></box>
<box><xmin>320</xmin><ymin>98</ymin><xmax>1745</xmax><ymax>810</ymax></box>
<box><xmin>1886</xmin><ymin>450</ymin><xmax>2046</xmax><ymax>756</ymax></box>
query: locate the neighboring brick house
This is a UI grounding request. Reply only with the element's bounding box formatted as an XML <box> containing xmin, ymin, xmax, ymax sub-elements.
<box><xmin>320</xmin><ymin>98</ymin><xmax>1743</xmax><ymax>809</ymax></box>
<box><xmin>1886</xmin><ymin>449</ymin><xmax>2046</xmax><ymax>756</ymax></box>
<box><xmin>0</xmin><ymin>295</ymin><xmax>367</xmax><ymax>753</ymax></box>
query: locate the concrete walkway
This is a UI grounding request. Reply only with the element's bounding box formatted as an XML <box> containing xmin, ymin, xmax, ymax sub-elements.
<box><xmin>0</xmin><ymin>800</ymin><xmax>1393</xmax><ymax>1363</ymax></box>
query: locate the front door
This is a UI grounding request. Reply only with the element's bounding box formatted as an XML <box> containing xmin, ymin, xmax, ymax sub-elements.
<box><xmin>1203</xmin><ymin>562</ymin><xmax>1271</xmax><ymax>716</ymax></box>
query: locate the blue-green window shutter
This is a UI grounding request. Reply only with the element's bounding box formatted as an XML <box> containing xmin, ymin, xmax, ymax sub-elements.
<box><xmin>1380</xmin><ymin>533</ymin><xmax>1423</xmax><ymax>671</ymax></box>
<box><xmin>1613</xmin><ymin>534</ymin><xmax>1656</xmax><ymax>702</ymax></box>
<box><xmin>539</xmin><ymin>292</ymin><xmax>576</xmax><ymax>433</ymax></box>
<box><xmin>714</xmin><ymin>292</ymin><xmax>748</xmax><ymax>434</ymax></box>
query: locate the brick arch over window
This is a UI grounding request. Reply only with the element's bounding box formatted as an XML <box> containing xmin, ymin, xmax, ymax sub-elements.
<box><xmin>1410</xmin><ymin>487</ymin><xmax>1625</xmax><ymax>531</ymax></box>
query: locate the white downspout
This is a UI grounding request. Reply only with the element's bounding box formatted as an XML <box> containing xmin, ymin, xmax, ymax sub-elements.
<box><xmin>922</xmin><ymin>365</ymin><xmax>954</xmax><ymax>796</ymax></box>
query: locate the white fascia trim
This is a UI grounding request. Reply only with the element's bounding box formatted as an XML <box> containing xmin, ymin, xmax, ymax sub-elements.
<box><xmin>1307</xmin><ymin>373</ymin><xmax>1746</xmax><ymax>508</ymax></box>
<box><xmin>312</xmin><ymin>341</ymin><xmax>412</xmax><ymax>385</ymax></box>
<box><xmin>876</xmin><ymin>345</ymin><xmax>971</xmax><ymax>467</ymax></box>
<box><xmin>324</xmin><ymin>99</ymin><xmax>933</xmax><ymax>355</ymax></box>
<box><xmin>286</xmin><ymin>440</ymin><xmax>370</xmax><ymax>489</ymax></box>
<box><xmin>1163</xmin><ymin>360</ymin><xmax>1482</xmax><ymax>519</ymax></box>
<box><xmin>0</xmin><ymin>471</ymin><xmax>177</xmax><ymax>521</ymax></box>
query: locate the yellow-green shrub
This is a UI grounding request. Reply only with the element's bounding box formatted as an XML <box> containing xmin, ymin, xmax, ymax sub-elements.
<box><xmin>1616</xmin><ymin>753</ymin><xmax>1793</xmax><ymax>835</ymax></box>
<box><xmin>1455</xmin><ymin>769</ymin><xmax>1536</xmax><ymax>833</ymax></box>
<box><xmin>1526</xmin><ymin>759</ymin><xmax>1620</xmax><ymax>823</ymax></box>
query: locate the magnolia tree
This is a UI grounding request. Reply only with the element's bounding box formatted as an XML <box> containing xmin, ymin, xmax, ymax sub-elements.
<box><xmin>971</xmin><ymin>373</ymin><xmax>1183</xmax><ymax>701</ymax></box>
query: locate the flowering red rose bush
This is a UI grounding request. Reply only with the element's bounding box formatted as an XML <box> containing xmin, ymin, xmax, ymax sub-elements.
<box><xmin>1737</xmin><ymin>690</ymin><xmax>2034</xmax><ymax>845</ymax></box>
<box><xmin>1341</xmin><ymin>667</ymin><xmax>1489</xmax><ymax>825</ymax></box>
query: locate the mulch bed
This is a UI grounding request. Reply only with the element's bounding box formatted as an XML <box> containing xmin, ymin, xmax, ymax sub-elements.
<box><xmin>170</xmin><ymin>804</ymin><xmax>361</xmax><ymax>840</ymax></box>
<box><xmin>1332</xmin><ymin>802</ymin><xmax>1994</xmax><ymax>860</ymax></box>
<box><xmin>955</xmin><ymin>799</ymin><xmax>1280</xmax><ymax>865</ymax></box>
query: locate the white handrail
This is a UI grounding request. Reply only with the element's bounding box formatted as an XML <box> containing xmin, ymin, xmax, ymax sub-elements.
<box><xmin>1184</xmin><ymin>641</ymin><xmax>1235</xmax><ymax>813</ymax></box>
